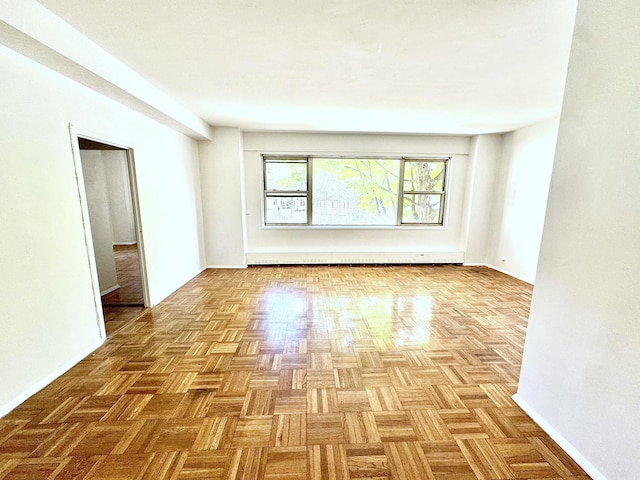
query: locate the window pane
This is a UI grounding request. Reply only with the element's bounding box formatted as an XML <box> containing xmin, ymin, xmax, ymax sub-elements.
<box><xmin>403</xmin><ymin>161</ymin><xmax>445</xmax><ymax>192</ymax></box>
<box><xmin>312</xmin><ymin>158</ymin><xmax>400</xmax><ymax>225</ymax></box>
<box><xmin>402</xmin><ymin>194</ymin><xmax>442</xmax><ymax>224</ymax></box>
<box><xmin>265</xmin><ymin>161</ymin><xmax>307</xmax><ymax>191</ymax></box>
<box><xmin>265</xmin><ymin>196</ymin><xmax>307</xmax><ymax>224</ymax></box>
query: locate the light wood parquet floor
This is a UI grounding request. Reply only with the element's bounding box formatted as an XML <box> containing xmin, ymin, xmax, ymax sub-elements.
<box><xmin>0</xmin><ymin>265</ymin><xmax>590</xmax><ymax>479</ymax></box>
<box><xmin>102</xmin><ymin>244</ymin><xmax>146</xmax><ymax>336</ymax></box>
<box><xmin>102</xmin><ymin>245</ymin><xmax>144</xmax><ymax>307</ymax></box>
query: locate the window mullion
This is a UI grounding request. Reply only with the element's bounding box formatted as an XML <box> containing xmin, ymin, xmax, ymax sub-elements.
<box><xmin>307</xmin><ymin>156</ymin><xmax>313</xmax><ymax>225</ymax></box>
<box><xmin>397</xmin><ymin>158</ymin><xmax>406</xmax><ymax>226</ymax></box>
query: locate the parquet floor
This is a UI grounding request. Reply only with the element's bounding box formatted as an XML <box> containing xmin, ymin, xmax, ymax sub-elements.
<box><xmin>102</xmin><ymin>245</ymin><xmax>144</xmax><ymax>307</ymax></box>
<box><xmin>102</xmin><ymin>306</ymin><xmax>147</xmax><ymax>338</ymax></box>
<box><xmin>0</xmin><ymin>265</ymin><xmax>590</xmax><ymax>479</ymax></box>
<box><xmin>102</xmin><ymin>244</ymin><xmax>146</xmax><ymax>336</ymax></box>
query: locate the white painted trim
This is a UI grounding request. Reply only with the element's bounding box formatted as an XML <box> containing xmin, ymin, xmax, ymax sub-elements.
<box><xmin>147</xmin><ymin>266</ymin><xmax>209</xmax><ymax>308</ymax></box>
<box><xmin>463</xmin><ymin>262</ymin><xmax>533</xmax><ymax>284</ymax></box>
<box><xmin>100</xmin><ymin>284</ymin><xmax>120</xmax><ymax>296</ymax></box>
<box><xmin>206</xmin><ymin>264</ymin><xmax>248</xmax><ymax>269</ymax></box>
<box><xmin>246</xmin><ymin>251</ymin><xmax>464</xmax><ymax>265</ymax></box>
<box><xmin>512</xmin><ymin>394</ymin><xmax>607</xmax><ymax>480</ymax></box>
<box><xmin>486</xmin><ymin>263</ymin><xmax>533</xmax><ymax>285</ymax></box>
<box><xmin>68</xmin><ymin>124</ymin><xmax>107</xmax><ymax>340</ymax></box>
<box><xmin>0</xmin><ymin>339</ymin><xmax>104</xmax><ymax>419</ymax></box>
<box><xmin>206</xmin><ymin>259</ymin><xmax>533</xmax><ymax>282</ymax></box>
<box><xmin>123</xmin><ymin>147</ymin><xmax>151</xmax><ymax>308</ymax></box>
<box><xmin>71</xmin><ymin>128</ymin><xmax>152</xmax><ymax>309</ymax></box>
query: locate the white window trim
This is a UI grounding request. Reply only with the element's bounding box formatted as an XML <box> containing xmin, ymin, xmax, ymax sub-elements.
<box><xmin>261</xmin><ymin>154</ymin><xmax>452</xmax><ymax>228</ymax></box>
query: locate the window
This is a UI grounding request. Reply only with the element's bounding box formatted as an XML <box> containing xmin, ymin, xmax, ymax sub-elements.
<box><xmin>401</xmin><ymin>160</ymin><xmax>446</xmax><ymax>224</ymax></box>
<box><xmin>263</xmin><ymin>155</ymin><xmax>448</xmax><ymax>226</ymax></box>
<box><xmin>263</xmin><ymin>158</ymin><xmax>308</xmax><ymax>224</ymax></box>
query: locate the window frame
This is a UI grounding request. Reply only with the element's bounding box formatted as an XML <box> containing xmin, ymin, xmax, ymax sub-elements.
<box><xmin>262</xmin><ymin>154</ymin><xmax>450</xmax><ymax>227</ymax></box>
<box><xmin>263</xmin><ymin>156</ymin><xmax>311</xmax><ymax>226</ymax></box>
<box><xmin>398</xmin><ymin>159</ymin><xmax>448</xmax><ymax>225</ymax></box>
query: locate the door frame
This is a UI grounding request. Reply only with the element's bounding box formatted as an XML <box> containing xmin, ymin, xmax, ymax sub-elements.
<box><xmin>68</xmin><ymin>124</ymin><xmax>150</xmax><ymax>338</ymax></box>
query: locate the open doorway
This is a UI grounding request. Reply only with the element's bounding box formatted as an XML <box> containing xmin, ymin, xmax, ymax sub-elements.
<box><xmin>74</xmin><ymin>135</ymin><xmax>149</xmax><ymax>334</ymax></box>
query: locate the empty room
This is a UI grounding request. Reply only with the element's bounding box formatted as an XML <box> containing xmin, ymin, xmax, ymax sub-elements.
<box><xmin>0</xmin><ymin>1</ymin><xmax>638</xmax><ymax>479</ymax></box>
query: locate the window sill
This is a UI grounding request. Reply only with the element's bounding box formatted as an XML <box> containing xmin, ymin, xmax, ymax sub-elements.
<box><xmin>261</xmin><ymin>224</ymin><xmax>448</xmax><ymax>231</ymax></box>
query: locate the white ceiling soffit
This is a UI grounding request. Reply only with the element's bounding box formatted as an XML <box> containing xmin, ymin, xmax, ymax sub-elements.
<box><xmin>35</xmin><ymin>0</ymin><xmax>578</xmax><ymax>135</ymax></box>
<box><xmin>0</xmin><ymin>0</ymin><xmax>212</xmax><ymax>139</ymax></box>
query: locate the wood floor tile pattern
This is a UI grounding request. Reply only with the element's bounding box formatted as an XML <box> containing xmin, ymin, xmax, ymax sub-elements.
<box><xmin>0</xmin><ymin>266</ymin><xmax>590</xmax><ymax>479</ymax></box>
<box><xmin>102</xmin><ymin>244</ymin><xmax>146</xmax><ymax>337</ymax></box>
<box><xmin>102</xmin><ymin>244</ymin><xmax>144</xmax><ymax>307</ymax></box>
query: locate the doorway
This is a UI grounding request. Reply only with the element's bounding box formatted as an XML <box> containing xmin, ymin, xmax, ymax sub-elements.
<box><xmin>74</xmin><ymin>135</ymin><xmax>149</xmax><ymax>334</ymax></box>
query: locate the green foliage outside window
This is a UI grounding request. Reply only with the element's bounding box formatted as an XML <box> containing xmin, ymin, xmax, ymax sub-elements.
<box><xmin>263</xmin><ymin>155</ymin><xmax>448</xmax><ymax>226</ymax></box>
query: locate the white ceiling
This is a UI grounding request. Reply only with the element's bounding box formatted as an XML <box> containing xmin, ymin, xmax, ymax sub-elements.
<box><xmin>36</xmin><ymin>0</ymin><xmax>578</xmax><ymax>135</ymax></box>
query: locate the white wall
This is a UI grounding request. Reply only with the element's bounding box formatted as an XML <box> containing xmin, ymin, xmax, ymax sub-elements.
<box><xmin>516</xmin><ymin>2</ymin><xmax>640</xmax><ymax>479</ymax></box>
<box><xmin>199</xmin><ymin>127</ymin><xmax>247</xmax><ymax>267</ymax></box>
<box><xmin>132</xmin><ymin>134</ymin><xmax>204</xmax><ymax>305</ymax></box>
<box><xmin>462</xmin><ymin>134</ymin><xmax>502</xmax><ymax>265</ymax></box>
<box><xmin>0</xmin><ymin>0</ymin><xmax>211</xmax><ymax>140</ymax></box>
<box><xmin>103</xmin><ymin>150</ymin><xmax>137</xmax><ymax>245</ymax></box>
<box><xmin>485</xmin><ymin>119</ymin><xmax>559</xmax><ymax>283</ymax></box>
<box><xmin>0</xmin><ymin>43</ymin><xmax>204</xmax><ymax>416</ymax></box>
<box><xmin>242</xmin><ymin>132</ymin><xmax>472</xmax><ymax>262</ymax></box>
<box><xmin>80</xmin><ymin>150</ymin><xmax>119</xmax><ymax>293</ymax></box>
<box><xmin>202</xmin><ymin>129</ymin><xmax>550</xmax><ymax>270</ymax></box>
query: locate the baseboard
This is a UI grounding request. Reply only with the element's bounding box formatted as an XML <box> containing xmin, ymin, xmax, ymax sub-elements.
<box><xmin>512</xmin><ymin>394</ymin><xmax>607</xmax><ymax>480</ymax></box>
<box><xmin>486</xmin><ymin>264</ymin><xmax>533</xmax><ymax>284</ymax></box>
<box><xmin>207</xmin><ymin>257</ymin><xmax>532</xmax><ymax>286</ymax></box>
<box><xmin>148</xmin><ymin>267</ymin><xmax>208</xmax><ymax>307</ymax></box>
<box><xmin>246</xmin><ymin>250</ymin><xmax>464</xmax><ymax>265</ymax></box>
<box><xmin>100</xmin><ymin>284</ymin><xmax>120</xmax><ymax>296</ymax></box>
<box><xmin>113</xmin><ymin>242</ymin><xmax>137</xmax><ymax>246</ymax></box>
<box><xmin>206</xmin><ymin>264</ymin><xmax>248</xmax><ymax>269</ymax></box>
<box><xmin>0</xmin><ymin>338</ymin><xmax>105</xmax><ymax>419</ymax></box>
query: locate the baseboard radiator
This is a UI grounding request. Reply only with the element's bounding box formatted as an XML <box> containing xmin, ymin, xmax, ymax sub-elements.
<box><xmin>246</xmin><ymin>251</ymin><xmax>464</xmax><ymax>266</ymax></box>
